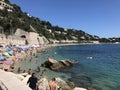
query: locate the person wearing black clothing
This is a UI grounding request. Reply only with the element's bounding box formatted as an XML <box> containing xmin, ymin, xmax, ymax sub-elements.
<box><xmin>27</xmin><ymin>73</ymin><xmax>38</xmax><ymax>90</ymax></box>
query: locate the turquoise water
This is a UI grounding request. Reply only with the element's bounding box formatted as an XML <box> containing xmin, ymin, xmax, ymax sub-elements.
<box><xmin>15</xmin><ymin>44</ymin><xmax>120</xmax><ymax>90</ymax></box>
<box><xmin>54</xmin><ymin>44</ymin><xmax>120</xmax><ymax>90</ymax></box>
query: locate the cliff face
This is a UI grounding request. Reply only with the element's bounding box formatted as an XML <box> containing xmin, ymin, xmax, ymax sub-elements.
<box><xmin>0</xmin><ymin>28</ymin><xmax>49</xmax><ymax>45</ymax></box>
<box><xmin>15</xmin><ymin>28</ymin><xmax>49</xmax><ymax>45</ymax></box>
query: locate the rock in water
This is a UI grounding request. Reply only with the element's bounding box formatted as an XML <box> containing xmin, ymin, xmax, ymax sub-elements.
<box><xmin>41</xmin><ymin>58</ymin><xmax>77</xmax><ymax>70</ymax></box>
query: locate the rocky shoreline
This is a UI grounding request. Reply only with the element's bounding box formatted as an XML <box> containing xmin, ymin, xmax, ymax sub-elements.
<box><xmin>0</xmin><ymin>69</ymin><xmax>87</xmax><ymax>90</ymax></box>
<box><xmin>0</xmin><ymin>44</ymin><xmax>87</xmax><ymax>90</ymax></box>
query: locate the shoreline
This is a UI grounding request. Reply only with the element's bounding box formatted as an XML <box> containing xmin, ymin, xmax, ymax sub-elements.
<box><xmin>48</xmin><ymin>42</ymin><xmax>120</xmax><ymax>47</ymax></box>
<box><xmin>1</xmin><ymin>43</ymin><xmax>116</xmax><ymax>89</ymax></box>
<box><xmin>1</xmin><ymin>42</ymin><xmax>118</xmax><ymax>73</ymax></box>
<box><xmin>0</xmin><ymin>44</ymin><xmax>88</xmax><ymax>90</ymax></box>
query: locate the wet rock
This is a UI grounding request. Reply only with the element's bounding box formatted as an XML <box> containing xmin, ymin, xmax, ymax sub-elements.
<box><xmin>41</xmin><ymin>58</ymin><xmax>77</xmax><ymax>70</ymax></box>
<box><xmin>68</xmin><ymin>75</ymin><xmax>92</xmax><ymax>88</ymax></box>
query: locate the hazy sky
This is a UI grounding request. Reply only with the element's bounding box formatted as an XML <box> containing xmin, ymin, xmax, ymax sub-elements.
<box><xmin>9</xmin><ymin>0</ymin><xmax>120</xmax><ymax>38</ymax></box>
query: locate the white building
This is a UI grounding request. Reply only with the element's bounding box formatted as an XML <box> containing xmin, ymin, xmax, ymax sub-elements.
<box><xmin>0</xmin><ymin>0</ymin><xmax>13</xmax><ymax>11</ymax></box>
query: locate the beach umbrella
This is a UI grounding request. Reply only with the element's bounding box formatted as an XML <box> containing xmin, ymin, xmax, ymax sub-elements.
<box><xmin>4</xmin><ymin>61</ymin><xmax>11</xmax><ymax>65</ymax></box>
<box><xmin>0</xmin><ymin>56</ymin><xmax>5</xmax><ymax>60</ymax></box>
<box><xmin>7</xmin><ymin>51</ymin><xmax>13</xmax><ymax>55</ymax></box>
<box><xmin>0</xmin><ymin>56</ymin><xmax>5</xmax><ymax>61</ymax></box>
<box><xmin>3</xmin><ymin>52</ymin><xmax>10</xmax><ymax>57</ymax></box>
<box><xmin>5</xmin><ymin>47</ymin><xmax>11</xmax><ymax>52</ymax></box>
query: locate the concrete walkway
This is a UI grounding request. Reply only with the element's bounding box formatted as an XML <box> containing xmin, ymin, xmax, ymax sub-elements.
<box><xmin>0</xmin><ymin>69</ymin><xmax>31</xmax><ymax>90</ymax></box>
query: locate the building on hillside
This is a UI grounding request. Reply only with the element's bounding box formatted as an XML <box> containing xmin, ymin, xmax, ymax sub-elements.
<box><xmin>55</xmin><ymin>31</ymin><xmax>61</xmax><ymax>34</ymax></box>
<box><xmin>91</xmin><ymin>41</ymin><xmax>100</xmax><ymax>44</ymax></box>
<box><xmin>46</xmin><ymin>29</ymin><xmax>52</xmax><ymax>33</ymax></box>
<box><xmin>0</xmin><ymin>0</ymin><xmax>13</xmax><ymax>11</ymax></box>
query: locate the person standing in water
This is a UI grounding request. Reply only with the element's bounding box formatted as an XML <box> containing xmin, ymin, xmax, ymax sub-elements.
<box><xmin>17</xmin><ymin>67</ymin><xmax>21</xmax><ymax>73</ymax></box>
<box><xmin>27</xmin><ymin>68</ymin><xmax>32</xmax><ymax>75</ymax></box>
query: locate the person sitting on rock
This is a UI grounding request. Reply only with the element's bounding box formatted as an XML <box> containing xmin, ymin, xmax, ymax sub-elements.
<box><xmin>47</xmin><ymin>78</ymin><xmax>59</xmax><ymax>90</ymax></box>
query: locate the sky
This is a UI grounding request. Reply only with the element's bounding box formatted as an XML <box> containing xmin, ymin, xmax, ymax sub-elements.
<box><xmin>9</xmin><ymin>0</ymin><xmax>120</xmax><ymax>38</ymax></box>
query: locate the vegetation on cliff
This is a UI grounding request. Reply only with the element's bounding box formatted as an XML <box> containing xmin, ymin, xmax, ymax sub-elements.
<box><xmin>0</xmin><ymin>0</ymin><xmax>119</xmax><ymax>43</ymax></box>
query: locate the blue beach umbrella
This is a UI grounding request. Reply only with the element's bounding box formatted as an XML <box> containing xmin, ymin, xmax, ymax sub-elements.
<box><xmin>7</xmin><ymin>51</ymin><xmax>13</xmax><ymax>55</ymax></box>
<box><xmin>0</xmin><ymin>56</ymin><xmax>5</xmax><ymax>61</ymax></box>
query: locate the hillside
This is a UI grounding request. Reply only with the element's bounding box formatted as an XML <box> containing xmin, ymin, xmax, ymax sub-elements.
<box><xmin>0</xmin><ymin>0</ymin><xmax>119</xmax><ymax>44</ymax></box>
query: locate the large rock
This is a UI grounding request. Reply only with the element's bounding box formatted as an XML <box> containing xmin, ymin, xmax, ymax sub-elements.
<box><xmin>37</xmin><ymin>77</ymin><xmax>75</xmax><ymax>90</ymax></box>
<box><xmin>73</xmin><ymin>87</ymin><xmax>87</xmax><ymax>90</ymax></box>
<box><xmin>41</xmin><ymin>58</ymin><xmax>77</xmax><ymax>70</ymax></box>
<box><xmin>0</xmin><ymin>80</ymin><xmax>8</xmax><ymax>90</ymax></box>
<box><xmin>56</xmin><ymin>77</ymin><xmax>75</xmax><ymax>90</ymax></box>
<box><xmin>0</xmin><ymin>69</ymin><xmax>31</xmax><ymax>90</ymax></box>
<box><xmin>22</xmin><ymin>75</ymin><xmax>31</xmax><ymax>85</ymax></box>
<box><xmin>37</xmin><ymin>77</ymin><xmax>49</xmax><ymax>90</ymax></box>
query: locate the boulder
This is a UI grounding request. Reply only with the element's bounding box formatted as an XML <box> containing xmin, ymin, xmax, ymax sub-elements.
<box><xmin>15</xmin><ymin>74</ymin><xmax>25</xmax><ymax>81</ymax></box>
<box><xmin>37</xmin><ymin>77</ymin><xmax>49</xmax><ymax>90</ymax></box>
<box><xmin>73</xmin><ymin>87</ymin><xmax>87</xmax><ymax>90</ymax></box>
<box><xmin>37</xmin><ymin>76</ymin><xmax>75</xmax><ymax>90</ymax></box>
<box><xmin>20</xmin><ymin>73</ymin><xmax>29</xmax><ymax>77</ymax></box>
<box><xmin>22</xmin><ymin>75</ymin><xmax>31</xmax><ymax>86</ymax></box>
<box><xmin>59</xmin><ymin>60</ymin><xmax>74</xmax><ymax>67</ymax></box>
<box><xmin>0</xmin><ymin>80</ymin><xmax>8</xmax><ymax>90</ymax></box>
<box><xmin>41</xmin><ymin>58</ymin><xmax>77</xmax><ymax>70</ymax></box>
<box><xmin>0</xmin><ymin>69</ymin><xmax>31</xmax><ymax>90</ymax></box>
<box><xmin>56</xmin><ymin>77</ymin><xmax>75</xmax><ymax>90</ymax></box>
<box><xmin>48</xmin><ymin>58</ymin><xmax>58</xmax><ymax>63</ymax></box>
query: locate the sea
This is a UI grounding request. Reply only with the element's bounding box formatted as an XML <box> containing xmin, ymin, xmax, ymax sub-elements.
<box><xmin>15</xmin><ymin>44</ymin><xmax>120</xmax><ymax>90</ymax></box>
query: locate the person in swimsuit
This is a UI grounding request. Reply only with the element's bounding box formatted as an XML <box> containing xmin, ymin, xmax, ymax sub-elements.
<box><xmin>48</xmin><ymin>78</ymin><xmax>59</xmax><ymax>90</ymax></box>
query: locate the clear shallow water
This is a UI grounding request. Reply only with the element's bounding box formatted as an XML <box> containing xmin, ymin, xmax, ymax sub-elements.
<box><xmin>15</xmin><ymin>44</ymin><xmax>120</xmax><ymax>90</ymax></box>
<box><xmin>55</xmin><ymin>44</ymin><xmax>120</xmax><ymax>90</ymax></box>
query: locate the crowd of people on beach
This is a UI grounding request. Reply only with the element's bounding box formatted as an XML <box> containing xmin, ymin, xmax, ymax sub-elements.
<box><xmin>0</xmin><ymin>44</ymin><xmax>61</xmax><ymax>90</ymax></box>
<box><xmin>0</xmin><ymin>44</ymin><xmax>46</xmax><ymax>71</ymax></box>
